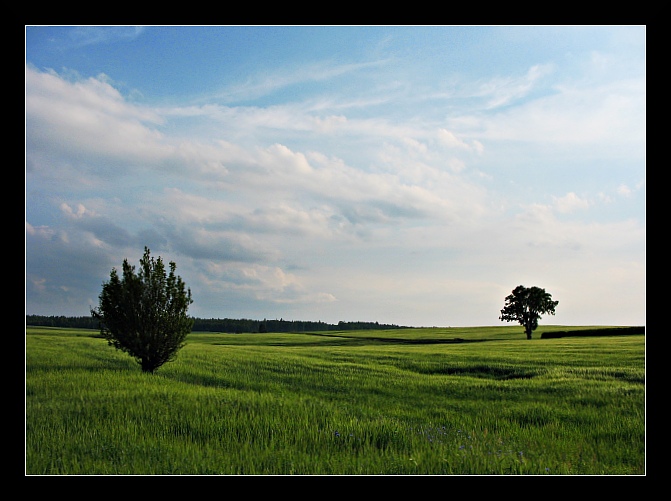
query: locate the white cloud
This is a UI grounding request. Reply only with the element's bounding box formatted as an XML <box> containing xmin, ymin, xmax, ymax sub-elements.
<box><xmin>26</xmin><ymin>222</ymin><xmax>56</xmax><ymax>239</ymax></box>
<box><xmin>25</xmin><ymin>65</ymin><xmax>172</xmax><ymax>178</ymax></box>
<box><xmin>60</xmin><ymin>202</ymin><xmax>93</xmax><ymax>219</ymax></box>
<box><xmin>552</xmin><ymin>192</ymin><xmax>591</xmax><ymax>213</ymax></box>
<box><xmin>437</xmin><ymin>128</ymin><xmax>478</xmax><ymax>152</ymax></box>
<box><xmin>478</xmin><ymin>63</ymin><xmax>555</xmax><ymax>109</ymax></box>
<box><xmin>447</xmin><ymin>72</ymin><xmax>645</xmax><ymax>159</ymax></box>
<box><xmin>617</xmin><ymin>184</ymin><xmax>632</xmax><ymax>197</ymax></box>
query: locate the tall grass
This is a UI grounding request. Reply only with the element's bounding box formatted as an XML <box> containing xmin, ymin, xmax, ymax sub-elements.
<box><xmin>26</xmin><ymin>326</ymin><xmax>645</xmax><ymax>475</ymax></box>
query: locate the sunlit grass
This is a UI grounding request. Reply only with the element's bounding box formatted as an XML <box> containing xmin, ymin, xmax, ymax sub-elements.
<box><xmin>26</xmin><ymin>326</ymin><xmax>645</xmax><ymax>474</ymax></box>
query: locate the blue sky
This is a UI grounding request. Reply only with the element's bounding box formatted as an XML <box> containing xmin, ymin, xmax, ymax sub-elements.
<box><xmin>25</xmin><ymin>26</ymin><xmax>646</xmax><ymax>327</ymax></box>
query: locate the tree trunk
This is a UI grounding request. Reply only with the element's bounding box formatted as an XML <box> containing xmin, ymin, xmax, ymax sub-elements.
<box><xmin>524</xmin><ymin>321</ymin><xmax>533</xmax><ymax>339</ymax></box>
<box><xmin>141</xmin><ymin>358</ymin><xmax>156</xmax><ymax>373</ymax></box>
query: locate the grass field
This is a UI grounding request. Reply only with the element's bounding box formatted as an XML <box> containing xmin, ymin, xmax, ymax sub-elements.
<box><xmin>25</xmin><ymin>325</ymin><xmax>645</xmax><ymax>475</ymax></box>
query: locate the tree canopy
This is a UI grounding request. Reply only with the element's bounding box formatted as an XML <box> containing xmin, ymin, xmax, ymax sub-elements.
<box><xmin>499</xmin><ymin>285</ymin><xmax>558</xmax><ymax>339</ymax></box>
<box><xmin>91</xmin><ymin>247</ymin><xmax>193</xmax><ymax>373</ymax></box>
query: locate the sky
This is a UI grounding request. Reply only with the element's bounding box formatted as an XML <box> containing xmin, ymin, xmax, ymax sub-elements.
<box><xmin>25</xmin><ymin>25</ymin><xmax>646</xmax><ymax>327</ymax></box>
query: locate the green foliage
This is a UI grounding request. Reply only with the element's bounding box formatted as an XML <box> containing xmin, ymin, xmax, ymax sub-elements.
<box><xmin>26</xmin><ymin>326</ymin><xmax>644</xmax><ymax>474</ymax></box>
<box><xmin>90</xmin><ymin>247</ymin><xmax>193</xmax><ymax>373</ymax></box>
<box><xmin>500</xmin><ymin>285</ymin><xmax>559</xmax><ymax>339</ymax></box>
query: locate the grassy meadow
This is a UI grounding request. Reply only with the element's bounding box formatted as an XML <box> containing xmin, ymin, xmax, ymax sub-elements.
<box><xmin>25</xmin><ymin>325</ymin><xmax>645</xmax><ymax>475</ymax></box>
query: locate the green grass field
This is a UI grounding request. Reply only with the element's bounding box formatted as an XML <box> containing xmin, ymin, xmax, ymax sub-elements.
<box><xmin>25</xmin><ymin>325</ymin><xmax>645</xmax><ymax>475</ymax></box>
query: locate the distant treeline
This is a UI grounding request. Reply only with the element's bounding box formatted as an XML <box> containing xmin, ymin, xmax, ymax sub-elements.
<box><xmin>193</xmin><ymin>318</ymin><xmax>410</xmax><ymax>333</ymax></box>
<box><xmin>25</xmin><ymin>315</ymin><xmax>410</xmax><ymax>333</ymax></box>
<box><xmin>540</xmin><ymin>326</ymin><xmax>645</xmax><ymax>339</ymax></box>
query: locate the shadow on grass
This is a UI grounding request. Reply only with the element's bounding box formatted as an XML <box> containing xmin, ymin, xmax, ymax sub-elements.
<box><xmin>412</xmin><ymin>364</ymin><xmax>539</xmax><ymax>380</ymax></box>
<box><xmin>212</xmin><ymin>332</ymin><xmax>490</xmax><ymax>348</ymax></box>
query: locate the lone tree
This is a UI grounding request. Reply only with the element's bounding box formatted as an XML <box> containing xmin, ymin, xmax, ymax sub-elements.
<box><xmin>91</xmin><ymin>247</ymin><xmax>193</xmax><ymax>373</ymax></box>
<box><xmin>499</xmin><ymin>285</ymin><xmax>558</xmax><ymax>339</ymax></box>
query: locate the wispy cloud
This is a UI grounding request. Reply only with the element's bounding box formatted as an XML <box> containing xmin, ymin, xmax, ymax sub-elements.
<box><xmin>205</xmin><ymin>58</ymin><xmax>392</xmax><ymax>105</ymax></box>
<box><xmin>477</xmin><ymin>63</ymin><xmax>556</xmax><ymax>109</ymax></box>
<box><xmin>67</xmin><ymin>26</ymin><xmax>146</xmax><ymax>48</ymax></box>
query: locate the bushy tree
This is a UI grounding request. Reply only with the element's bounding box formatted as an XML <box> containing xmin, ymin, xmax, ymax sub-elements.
<box><xmin>91</xmin><ymin>247</ymin><xmax>193</xmax><ymax>373</ymax></box>
<box><xmin>499</xmin><ymin>285</ymin><xmax>558</xmax><ymax>339</ymax></box>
